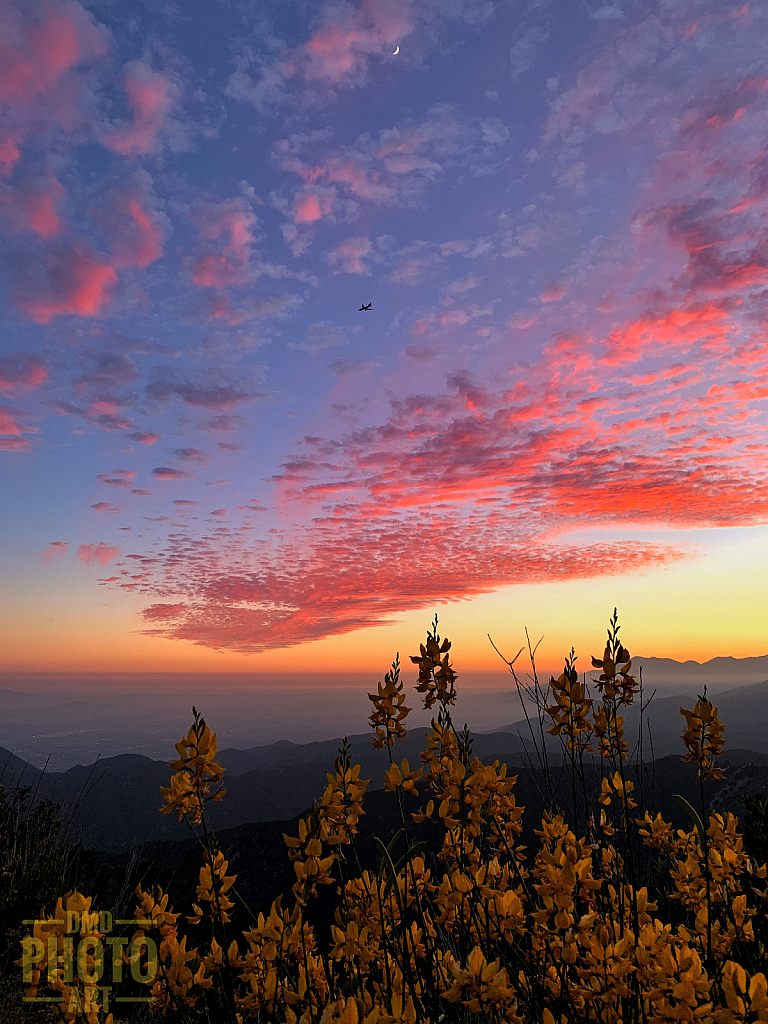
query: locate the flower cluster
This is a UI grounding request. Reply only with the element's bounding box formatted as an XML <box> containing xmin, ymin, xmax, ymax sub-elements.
<box><xmin>159</xmin><ymin>708</ymin><xmax>225</xmax><ymax>824</ymax></box>
<box><xmin>188</xmin><ymin>849</ymin><xmax>237</xmax><ymax>925</ymax></box>
<box><xmin>283</xmin><ymin>809</ymin><xmax>338</xmax><ymax>902</ymax></box>
<box><xmin>15</xmin><ymin>891</ymin><xmax>115</xmax><ymax>1024</ymax></box>
<box><xmin>681</xmin><ymin>690</ymin><xmax>727</xmax><ymax>782</ymax></box>
<box><xmin>411</xmin><ymin>615</ymin><xmax>457</xmax><ymax>710</ymax></box>
<box><xmin>317</xmin><ymin>737</ymin><xmax>369</xmax><ymax>846</ymax></box>
<box><xmin>126</xmin><ymin>884</ymin><xmax>208</xmax><ymax>1013</ymax></box>
<box><xmin>545</xmin><ymin>652</ymin><xmax>594</xmax><ymax>753</ymax></box>
<box><xmin>368</xmin><ymin>655</ymin><xmax>410</xmax><ymax>749</ymax></box>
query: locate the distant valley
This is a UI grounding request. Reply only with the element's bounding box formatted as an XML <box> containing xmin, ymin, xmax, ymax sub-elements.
<box><xmin>1</xmin><ymin>653</ymin><xmax>766</xmax><ymax>858</ymax></box>
<box><xmin>0</xmin><ymin>670</ymin><xmax>767</xmax><ymax>854</ymax></box>
<box><xmin>2</xmin><ymin>650</ymin><xmax>768</xmax><ymax>770</ymax></box>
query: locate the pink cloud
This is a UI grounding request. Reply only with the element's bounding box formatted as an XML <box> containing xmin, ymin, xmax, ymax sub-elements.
<box><xmin>89</xmin><ymin>5</ymin><xmax>768</xmax><ymax>654</ymax></box>
<box><xmin>403</xmin><ymin>344</ymin><xmax>438</xmax><ymax>362</ymax></box>
<box><xmin>131</xmin><ymin>512</ymin><xmax>682</xmax><ymax>653</ymax></box>
<box><xmin>508</xmin><ymin>311</ymin><xmax>537</xmax><ymax>329</ymax></box>
<box><xmin>227</xmin><ymin>0</ymin><xmax>415</xmax><ymax>110</ymax></box>
<box><xmin>104</xmin><ymin>60</ymin><xmax>176</xmax><ymax>157</ymax></box>
<box><xmin>326</xmin><ymin>235</ymin><xmax>372</xmax><ymax>274</ymax></box>
<box><xmin>327</xmin><ymin>358</ymin><xmax>377</xmax><ymax>377</ymax></box>
<box><xmin>439</xmin><ymin>309</ymin><xmax>471</xmax><ymax>326</ymax></box>
<box><xmin>55</xmin><ymin>399</ymin><xmax>135</xmax><ymax>433</ymax></box>
<box><xmin>200</xmin><ymin>415</ymin><xmax>250</xmax><ymax>432</ymax></box>
<box><xmin>682</xmin><ymin>77</ymin><xmax>768</xmax><ymax>136</ymax></box>
<box><xmin>77</xmin><ymin>542</ymin><xmax>120</xmax><ymax>566</ymax></box>
<box><xmin>91</xmin><ymin>501</ymin><xmax>120</xmax><ymax>513</ymax></box>
<box><xmin>2</xmin><ymin>175</ymin><xmax>66</xmax><ymax>237</ymax></box>
<box><xmin>0</xmin><ymin>139</ymin><xmax>20</xmax><ymax>178</ymax></box>
<box><xmin>209</xmin><ymin>508</ymin><xmax>228</xmax><ymax>516</ymax></box>
<box><xmin>0</xmin><ymin>437</ymin><xmax>32</xmax><ymax>452</ymax></box>
<box><xmin>190</xmin><ymin>199</ymin><xmax>258</xmax><ymax>289</ymax></box>
<box><xmin>291</xmin><ymin>0</ymin><xmax>412</xmax><ymax>89</ymax></box>
<box><xmin>601</xmin><ymin>300</ymin><xmax>733</xmax><ymax>365</ymax></box>
<box><xmin>152</xmin><ymin>466</ymin><xmax>192</xmax><ymax>480</ymax></box>
<box><xmin>131</xmin><ymin>488</ymin><xmax>151</xmax><ymax>496</ymax></box>
<box><xmin>281</xmin><ymin>107</ymin><xmax>489</xmax><ymax>223</ymax></box>
<box><xmin>127</xmin><ymin>430</ymin><xmax>160</xmax><ymax>445</ymax></box>
<box><xmin>97</xmin><ymin>468</ymin><xmax>136</xmax><ymax>489</ymax></box>
<box><xmin>73</xmin><ymin>353</ymin><xmax>138</xmax><ymax>396</ymax></box>
<box><xmin>106</xmin><ymin>196</ymin><xmax>165</xmax><ymax>269</ymax></box>
<box><xmin>192</xmin><ymin>254</ymin><xmax>238</xmax><ymax>289</ymax></box>
<box><xmin>0</xmin><ymin>403</ymin><xmax>31</xmax><ymax>436</ymax></box>
<box><xmin>275</xmin><ymin>110</ymin><xmax>479</xmax><ymax>232</ymax></box>
<box><xmin>0</xmin><ymin>1</ymin><xmax>107</xmax><ymax>109</ymax></box>
<box><xmin>24</xmin><ymin>175</ymin><xmax>66</xmax><ymax>236</ymax></box>
<box><xmin>172</xmin><ymin>447</ymin><xmax>210</xmax><ymax>463</ymax></box>
<box><xmin>146</xmin><ymin>374</ymin><xmax>265</xmax><ymax>410</ymax></box>
<box><xmin>540</xmin><ymin>281</ymin><xmax>567</xmax><ymax>303</ymax></box>
<box><xmin>0</xmin><ymin>353</ymin><xmax>46</xmax><ymax>390</ymax></box>
<box><xmin>200</xmin><ymin>289</ymin><xmax>300</xmax><ymax>325</ymax></box>
<box><xmin>15</xmin><ymin>246</ymin><xmax>118</xmax><ymax>323</ymax></box>
<box><xmin>125</xmin><ymin>198</ymin><xmax>163</xmax><ymax>266</ymax></box>
<box><xmin>143</xmin><ymin>603</ymin><xmax>187</xmax><ymax>620</ymax></box>
<box><xmin>173</xmin><ymin>499</ymin><xmax>197</xmax><ymax>506</ymax></box>
<box><xmin>294</xmin><ymin>193</ymin><xmax>331</xmax><ymax>224</ymax></box>
<box><xmin>42</xmin><ymin>540</ymin><xmax>68</xmax><ymax>562</ymax></box>
<box><xmin>0</xmin><ymin>0</ymin><xmax>107</xmax><ymax>208</ymax></box>
<box><xmin>104</xmin><ymin>219</ymin><xmax>768</xmax><ymax>652</ymax></box>
<box><xmin>390</xmin><ymin>253</ymin><xmax>440</xmax><ymax>286</ymax></box>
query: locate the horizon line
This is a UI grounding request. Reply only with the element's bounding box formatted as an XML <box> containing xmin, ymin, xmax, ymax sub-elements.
<box><xmin>2</xmin><ymin>650</ymin><xmax>768</xmax><ymax>687</ymax></box>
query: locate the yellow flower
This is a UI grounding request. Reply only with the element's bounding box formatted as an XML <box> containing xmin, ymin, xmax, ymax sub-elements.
<box><xmin>545</xmin><ymin>653</ymin><xmax>595</xmax><ymax>752</ymax></box>
<box><xmin>383</xmin><ymin>758</ymin><xmax>423</xmax><ymax>795</ymax></box>
<box><xmin>368</xmin><ymin>654</ymin><xmax>410</xmax><ymax>748</ymax></box>
<box><xmin>160</xmin><ymin>709</ymin><xmax>226</xmax><ymax>822</ymax></box>
<box><xmin>187</xmin><ymin>849</ymin><xmax>237</xmax><ymax>924</ymax></box>
<box><xmin>410</xmin><ymin>616</ymin><xmax>457</xmax><ymax>710</ymax></box>
<box><xmin>680</xmin><ymin>690</ymin><xmax>726</xmax><ymax>781</ymax></box>
<box><xmin>317</xmin><ymin>739</ymin><xmax>369</xmax><ymax>846</ymax></box>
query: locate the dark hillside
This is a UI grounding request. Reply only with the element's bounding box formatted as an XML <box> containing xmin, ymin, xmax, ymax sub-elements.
<box><xmin>95</xmin><ymin>750</ymin><xmax>768</xmax><ymax>921</ymax></box>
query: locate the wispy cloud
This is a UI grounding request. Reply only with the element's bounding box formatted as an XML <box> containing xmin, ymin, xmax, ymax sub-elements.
<box><xmin>103</xmin><ymin>60</ymin><xmax>184</xmax><ymax>157</ymax></box>
<box><xmin>152</xmin><ymin>466</ymin><xmax>192</xmax><ymax>480</ymax></box>
<box><xmin>42</xmin><ymin>540</ymin><xmax>68</xmax><ymax>562</ymax></box>
<box><xmin>77</xmin><ymin>542</ymin><xmax>120</xmax><ymax>566</ymax></box>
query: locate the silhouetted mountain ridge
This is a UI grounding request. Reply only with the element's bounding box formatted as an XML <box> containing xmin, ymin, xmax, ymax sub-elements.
<box><xmin>0</xmin><ymin>727</ymin><xmax>529</xmax><ymax>852</ymax></box>
<box><xmin>488</xmin><ymin>676</ymin><xmax>768</xmax><ymax>755</ymax></box>
<box><xmin>1</xmin><ymin>670</ymin><xmax>766</xmax><ymax>854</ymax></box>
<box><xmin>98</xmin><ymin>751</ymin><xmax>768</xmax><ymax>920</ymax></box>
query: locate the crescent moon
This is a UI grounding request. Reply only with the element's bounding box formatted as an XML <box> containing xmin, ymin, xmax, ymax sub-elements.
<box><xmin>393</xmin><ymin>45</ymin><xmax>399</xmax><ymax>54</ymax></box>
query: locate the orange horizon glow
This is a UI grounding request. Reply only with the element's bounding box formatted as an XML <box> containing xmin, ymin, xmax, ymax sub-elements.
<box><xmin>3</xmin><ymin>526</ymin><xmax>767</xmax><ymax>683</ymax></box>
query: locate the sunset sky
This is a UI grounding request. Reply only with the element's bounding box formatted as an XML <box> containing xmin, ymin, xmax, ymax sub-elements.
<box><xmin>2</xmin><ymin>0</ymin><xmax>768</xmax><ymax>687</ymax></box>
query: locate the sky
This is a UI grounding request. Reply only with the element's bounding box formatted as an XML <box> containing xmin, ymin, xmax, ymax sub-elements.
<box><xmin>2</xmin><ymin>0</ymin><xmax>768</xmax><ymax>688</ymax></box>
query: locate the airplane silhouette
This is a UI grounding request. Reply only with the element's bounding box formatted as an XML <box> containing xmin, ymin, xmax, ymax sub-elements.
<box><xmin>359</xmin><ymin>302</ymin><xmax>372</xmax><ymax>311</ymax></box>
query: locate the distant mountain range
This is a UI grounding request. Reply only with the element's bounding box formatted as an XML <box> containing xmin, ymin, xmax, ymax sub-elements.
<box><xmin>0</xmin><ymin>652</ymin><xmax>766</xmax><ymax>860</ymax></box>
<box><xmin>487</xmin><ymin>676</ymin><xmax>768</xmax><ymax>757</ymax></box>
<box><xmin>1</xmin><ymin>669</ymin><xmax>767</xmax><ymax>854</ymax></box>
<box><xmin>0</xmin><ymin>729</ymin><xmax>530</xmax><ymax>852</ymax></box>
<box><xmin>632</xmin><ymin>654</ymin><xmax>768</xmax><ymax>686</ymax></box>
<box><xmin>2</xmin><ymin>652</ymin><xmax>768</xmax><ymax>771</ymax></box>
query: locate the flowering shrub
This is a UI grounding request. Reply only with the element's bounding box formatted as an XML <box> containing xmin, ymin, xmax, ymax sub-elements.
<box><xmin>16</xmin><ymin>612</ymin><xmax>768</xmax><ymax>1023</ymax></box>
